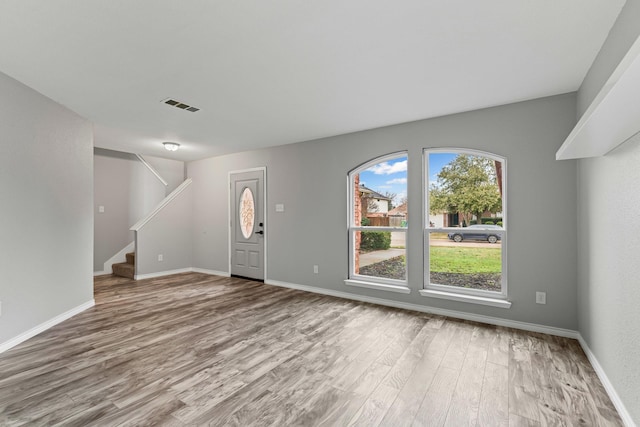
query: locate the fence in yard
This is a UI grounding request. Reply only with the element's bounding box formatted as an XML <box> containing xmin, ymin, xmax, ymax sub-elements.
<box><xmin>366</xmin><ymin>215</ymin><xmax>406</xmax><ymax>227</ymax></box>
<box><xmin>366</xmin><ymin>216</ymin><xmax>389</xmax><ymax>226</ymax></box>
<box><xmin>389</xmin><ymin>215</ymin><xmax>405</xmax><ymax>227</ymax></box>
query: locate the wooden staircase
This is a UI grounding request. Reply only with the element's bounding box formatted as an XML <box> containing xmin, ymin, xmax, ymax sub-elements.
<box><xmin>112</xmin><ymin>252</ymin><xmax>135</xmax><ymax>279</ymax></box>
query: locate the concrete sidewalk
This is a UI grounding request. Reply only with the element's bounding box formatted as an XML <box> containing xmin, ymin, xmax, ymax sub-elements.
<box><xmin>359</xmin><ymin>248</ymin><xmax>405</xmax><ymax>268</ymax></box>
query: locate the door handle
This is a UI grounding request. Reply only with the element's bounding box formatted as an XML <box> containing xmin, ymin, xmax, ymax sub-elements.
<box><xmin>255</xmin><ymin>230</ymin><xmax>264</xmax><ymax>235</ymax></box>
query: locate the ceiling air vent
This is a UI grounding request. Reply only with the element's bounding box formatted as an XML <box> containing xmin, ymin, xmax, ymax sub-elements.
<box><xmin>161</xmin><ymin>98</ymin><xmax>200</xmax><ymax>113</ymax></box>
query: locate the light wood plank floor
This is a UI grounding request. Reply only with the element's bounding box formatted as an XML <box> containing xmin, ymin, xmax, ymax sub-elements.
<box><xmin>0</xmin><ymin>273</ymin><xmax>623</xmax><ymax>426</ymax></box>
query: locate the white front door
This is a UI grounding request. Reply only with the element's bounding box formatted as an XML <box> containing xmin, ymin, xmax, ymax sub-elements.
<box><xmin>230</xmin><ymin>169</ymin><xmax>265</xmax><ymax>280</ymax></box>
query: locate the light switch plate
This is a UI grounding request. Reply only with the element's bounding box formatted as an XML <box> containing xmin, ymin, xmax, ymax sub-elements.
<box><xmin>275</xmin><ymin>203</ymin><xmax>285</xmax><ymax>212</ymax></box>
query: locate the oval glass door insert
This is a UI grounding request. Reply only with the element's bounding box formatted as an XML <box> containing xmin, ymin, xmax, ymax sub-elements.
<box><xmin>239</xmin><ymin>187</ymin><xmax>255</xmax><ymax>239</ymax></box>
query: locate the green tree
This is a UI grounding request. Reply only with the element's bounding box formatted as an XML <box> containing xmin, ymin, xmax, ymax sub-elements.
<box><xmin>429</xmin><ymin>155</ymin><xmax>501</xmax><ymax>226</ymax></box>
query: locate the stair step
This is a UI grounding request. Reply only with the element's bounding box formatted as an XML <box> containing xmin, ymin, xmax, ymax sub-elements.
<box><xmin>125</xmin><ymin>252</ymin><xmax>135</xmax><ymax>265</ymax></box>
<box><xmin>112</xmin><ymin>262</ymin><xmax>135</xmax><ymax>279</ymax></box>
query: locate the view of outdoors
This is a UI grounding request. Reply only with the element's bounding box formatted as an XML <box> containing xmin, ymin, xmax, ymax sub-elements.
<box><xmin>427</xmin><ymin>152</ymin><xmax>504</xmax><ymax>293</ymax></box>
<box><xmin>352</xmin><ymin>155</ymin><xmax>407</xmax><ymax>282</ymax></box>
<box><xmin>351</xmin><ymin>151</ymin><xmax>504</xmax><ymax>294</ymax></box>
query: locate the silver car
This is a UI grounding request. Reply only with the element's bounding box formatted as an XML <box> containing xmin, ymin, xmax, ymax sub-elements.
<box><xmin>447</xmin><ymin>224</ymin><xmax>502</xmax><ymax>243</ymax></box>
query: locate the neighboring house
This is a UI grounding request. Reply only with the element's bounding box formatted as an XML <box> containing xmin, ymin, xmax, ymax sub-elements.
<box><xmin>388</xmin><ymin>202</ymin><xmax>406</xmax><ymax>217</ymax></box>
<box><xmin>358</xmin><ymin>184</ymin><xmax>391</xmax><ymax>217</ymax></box>
<box><xmin>428</xmin><ymin>210</ymin><xmax>503</xmax><ymax>228</ymax></box>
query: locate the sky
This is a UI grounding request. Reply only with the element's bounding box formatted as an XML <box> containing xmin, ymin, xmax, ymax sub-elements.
<box><xmin>359</xmin><ymin>156</ymin><xmax>407</xmax><ymax>205</ymax></box>
<box><xmin>358</xmin><ymin>152</ymin><xmax>457</xmax><ymax>206</ymax></box>
<box><xmin>428</xmin><ymin>152</ymin><xmax>457</xmax><ymax>186</ymax></box>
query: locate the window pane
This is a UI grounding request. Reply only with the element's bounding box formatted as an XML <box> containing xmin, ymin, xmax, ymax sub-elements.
<box><xmin>425</xmin><ymin>150</ymin><xmax>505</xmax><ymax>295</ymax></box>
<box><xmin>355</xmin><ymin>230</ymin><xmax>406</xmax><ymax>281</ymax></box>
<box><xmin>427</xmin><ymin>152</ymin><xmax>502</xmax><ymax>227</ymax></box>
<box><xmin>353</xmin><ymin>155</ymin><xmax>407</xmax><ymax>227</ymax></box>
<box><xmin>428</xmin><ymin>231</ymin><xmax>502</xmax><ymax>292</ymax></box>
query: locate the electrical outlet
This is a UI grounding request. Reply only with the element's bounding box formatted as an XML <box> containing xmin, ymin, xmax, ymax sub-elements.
<box><xmin>98</xmin><ymin>205</ymin><xmax>105</xmax><ymax>213</ymax></box>
<box><xmin>0</xmin><ymin>300</ymin><xmax>2</xmax><ymax>317</ymax></box>
<box><xmin>158</xmin><ymin>254</ymin><xmax>163</xmax><ymax>262</ymax></box>
<box><xmin>313</xmin><ymin>265</ymin><xmax>319</xmax><ymax>274</ymax></box>
<box><xmin>536</xmin><ymin>292</ymin><xmax>546</xmax><ymax>304</ymax></box>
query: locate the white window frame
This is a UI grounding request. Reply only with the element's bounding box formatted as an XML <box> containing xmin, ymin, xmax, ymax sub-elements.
<box><xmin>423</xmin><ymin>148</ymin><xmax>508</xmax><ymax>301</ymax></box>
<box><xmin>346</xmin><ymin>152</ymin><xmax>409</xmax><ymax>293</ymax></box>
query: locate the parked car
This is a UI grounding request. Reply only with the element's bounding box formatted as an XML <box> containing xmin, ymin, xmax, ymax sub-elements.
<box><xmin>448</xmin><ymin>224</ymin><xmax>502</xmax><ymax>243</ymax></box>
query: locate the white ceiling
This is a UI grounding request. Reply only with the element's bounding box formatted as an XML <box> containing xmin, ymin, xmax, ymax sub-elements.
<box><xmin>0</xmin><ymin>0</ymin><xmax>625</xmax><ymax>161</ymax></box>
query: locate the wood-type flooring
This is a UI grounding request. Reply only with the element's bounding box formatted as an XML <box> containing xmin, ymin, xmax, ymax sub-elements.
<box><xmin>0</xmin><ymin>273</ymin><xmax>624</xmax><ymax>426</ymax></box>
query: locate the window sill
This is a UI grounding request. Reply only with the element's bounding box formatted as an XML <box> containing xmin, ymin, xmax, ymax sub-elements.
<box><xmin>419</xmin><ymin>289</ymin><xmax>511</xmax><ymax>309</ymax></box>
<box><xmin>344</xmin><ymin>279</ymin><xmax>411</xmax><ymax>294</ymax></box>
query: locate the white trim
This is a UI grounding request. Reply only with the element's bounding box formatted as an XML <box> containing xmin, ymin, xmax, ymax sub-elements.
<box><xmin>265</xmin><ymin>279</ymin><xmax>577</xmax><ymax>339</ymax></box>
<box><xmin>344</xmin><ymin>279</ymin><xmax>411</xmax><ymax>294</ymax></box>
<box><xmin>347</xmin><ymin>152</ymin><xmax>409</xmax><ymax>288</ymax></box>
<box><xmin>423</xmin><ymin>148</ymin><xmax>508</xmax><ymax>299</ymax></box>
<box><xmin>93</xmin><ymin>270</ymin><xmax>109</xmax><ymax>276</ymax></box>
<box><xmin>228</xmin><ymin>167</ymin><xmax>267</xmax><ymax>281</ymax></box>
<box><xmin>0</xmin><ymin>300</ymin><xmax>95</xmax><ymax>354</ymax></box>
<box><xmin>419</xmin><ymin>289</ymin><xmax>511</xmax><ymax>308</ymax></box>
<box><xmin>130</xmin><ymin>178</ymin><xmax>193</xmax><ymax>231</ymax></box>
<box><xmin>577</xmin><ymin>335</ymin><xmax>637</xmax><ymax>427</ymax></box>
<box><xmin>134</xmin><ymin>267</ymin><xmax>230</xmax><ymax>280</ymax></box>
<box><xmin>351</xmin><ymin>226</ymin><xmax>408</xmax><ymax>232</ymax></box>
<box><xmin>135</xmin><ymin>154</ymin><xmax>168</xmax><ymax>186</ymax></box>
<box><xmin>556</xmin><ymin>34</ymin><xmax>640</xmax><ymax>160</ymax></box>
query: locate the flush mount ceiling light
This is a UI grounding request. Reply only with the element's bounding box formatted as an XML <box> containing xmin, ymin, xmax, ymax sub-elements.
<box><xmin>163</xmin><ymin>142</ymin><xmax>180</xmax><ymax>152</ymax></box>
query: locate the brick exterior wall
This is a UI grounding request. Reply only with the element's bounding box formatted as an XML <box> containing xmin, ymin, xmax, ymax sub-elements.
<box><xmin>354</xmin><ymin>175</ymin><xmax>361</xmax><ymax>274</ymax></box>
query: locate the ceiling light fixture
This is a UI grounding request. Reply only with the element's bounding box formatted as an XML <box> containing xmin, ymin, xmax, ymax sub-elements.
<box><xmin>163</xmin><ymin>142</ymin><xmax>180</xmax><ymax>152</ymax></box>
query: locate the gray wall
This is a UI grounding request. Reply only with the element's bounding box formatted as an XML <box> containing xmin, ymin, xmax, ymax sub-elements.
<box><xmin>188</xmin><ymin>93</ymin><xmax>578</xmax><ymax>330</ymax></box>
<box><xmin>576</xmin><ymin>1</ymin><xmax>640</xmax><ymax>422</ymax></box>
<box><xmin>136</xmin><ymin>183</ymin><xmax>193</xmax><ymax>276</ymax></box>
<box><xmin>94</xmin><ymin>149</ymin><xmax>184</xmax><ymax>271</ymax></box>
<box><xmin>144</xmin><ymin>154</ymin><xmax>186</xmax><ymax>195</ymax></box>
<box><xmin>0</xmin><ymin>71</ymin><xmax>93</xmax><ymax>344</ymax></box>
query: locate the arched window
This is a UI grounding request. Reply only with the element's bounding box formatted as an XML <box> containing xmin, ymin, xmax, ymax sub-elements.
<box><xmin>424</xmin><ymin>149</ymin><xmax>507</xmax><ymax>299</ymax></box>
<box><xmin>346</xmin><ymin>152</ymin><xmax>409</xmax><ymax>293</ymax></box>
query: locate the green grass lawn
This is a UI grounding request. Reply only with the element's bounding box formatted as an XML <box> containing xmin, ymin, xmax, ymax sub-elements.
<box><xmin>429</xmin><ymin>246</ymin><xmax>501</xmax><ymax>274</ymax></box>
<box><xmin>429</xmin><ymin>232</ymin><xmax>449</xmax><ymax>240</ymax></box>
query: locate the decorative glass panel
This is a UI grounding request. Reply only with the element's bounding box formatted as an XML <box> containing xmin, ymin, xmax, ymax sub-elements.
<box><xmin>239</xmin><ymin>187</ymin><xmax>255</xmax><ymax>239</ymax></box>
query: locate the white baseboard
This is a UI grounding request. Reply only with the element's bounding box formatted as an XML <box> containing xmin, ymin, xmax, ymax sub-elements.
<box><xmin>135</xmin><ymin>267</ymin><xmax>230</xmax><ymax>280</ymax></box>
<box><xmin>577</xmin><ymin>335</ymin><xmax>637</xmax><ymax>427</ymax></box>
<box><xmin>0</xmin><ymin>300</ymin><xmax>95</xmax><ymax>354</ymax></box>
<box><xmin>93</xmin><ymin>270</ymin><xmax>109</xmax><ymax>276</ymax></box>
<box><xmin>265</xmin><ymin>279</ymin><xmax>578</xmax><ymax>339</ymax></box>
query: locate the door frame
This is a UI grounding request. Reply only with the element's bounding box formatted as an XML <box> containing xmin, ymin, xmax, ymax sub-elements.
<box><xmin>228</xmin><ymin>167</ymin><xmax>267</xmax><ymax>280</ymax></box>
